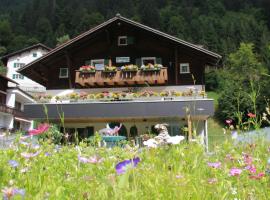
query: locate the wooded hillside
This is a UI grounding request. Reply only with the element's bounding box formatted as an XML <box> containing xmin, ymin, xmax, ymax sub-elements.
<box><xmin>1</xmin><ymin>0</ymin><xmax>270</xmax><ymax>64</ymax></box>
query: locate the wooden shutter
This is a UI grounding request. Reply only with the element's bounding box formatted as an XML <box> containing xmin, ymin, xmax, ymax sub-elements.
<box><xmin>135</xmin><ymin>58</ymin><xmax>142</xmax><ymax>67</ymax></box>
<box><xmin>127</xmin><ymin>36</ymin><xmax>134</xmax><ymax>45</ymax></box>
<box><xmin>85</xmin><ymin>60</ymin><xmax>91</xmax><ymax>65</ymax></box>
<box><xmin>104</xmin><ymin>59</ymin><xmax>109</xmax><ymax>66</ymax></box>
<box><xmin>156</xmin><ymin>57</ymin><xmax>162</xmax><ymax>64</ymax></box>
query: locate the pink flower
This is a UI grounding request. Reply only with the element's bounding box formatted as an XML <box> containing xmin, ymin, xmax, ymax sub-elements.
<box><xmin>229</xmin><ymin>168</ymin><xmax>242</xmax><ymax>176</ymax></box>
<box><xmin>208</xmin><ymin>178</ymin><xmax>218</xmax><ymax>184</ymax></box>
<box><xmin>207</xmin><ymin>162</ymin><xmax>221</xmax><ymax>169</ymax></box>
<box><xmin>243</xmin><ymin>153</ymin><xmax>253</xmax><ymax>165</ymax></box>
<box><xmin>225</xmin><ymin>119</ymin><xmax>232</xmax><ymax>125</ymax></box>
<box><xmin>175</xmin><ymin>174</ymin><xmax>184</xmax><ymax>179</ymax></box>
<box><xmin>247</xmin><ymin>113</ymin><xmax>256</xmax><ymax>118</ymax></box>
<box><xmin>249</xmin><ymin>172</ymin><xmax>265</xmax><ymax>180</ymax></box>
<box><xmin>78</xmin><ymin>155</ymin><xmax>103</xmax><ymax>164</ymax></box>
<box><xmin>245</xmin><ymin>165</ymin><xmax>256</xmax><ymax>174</ymax></box>
<box><xmin>28</xmin><ymin>123</ymin><xmax>50</xmax><ymax>136</ymax></box>
<box><xmin>21</xmin><ymin>151</ymin><xmax>41</xmax><ymax>159</ymax></box>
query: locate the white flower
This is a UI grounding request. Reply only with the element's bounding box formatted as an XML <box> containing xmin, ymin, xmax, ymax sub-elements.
<box><xmin>143</xmin><ymin>139</ymin><xmax>158</xmax><ymax>148</ymax></box>
<box><xmin>166</xmin><ymin>136</ymin><xmax>185</xmax><ymax>145</ymax></box>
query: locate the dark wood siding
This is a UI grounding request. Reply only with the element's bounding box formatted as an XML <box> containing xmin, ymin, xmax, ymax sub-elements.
<box><xmin>39</xmin><ymin>21</ymin><xmax>207</xmax><ymax>89</ymax></box>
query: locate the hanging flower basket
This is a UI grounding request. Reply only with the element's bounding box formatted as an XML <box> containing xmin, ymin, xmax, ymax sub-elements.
<box><xmin>103</xmin><ymin>66</ymin><xmax>117</xmax><ymax>73</ymax></box>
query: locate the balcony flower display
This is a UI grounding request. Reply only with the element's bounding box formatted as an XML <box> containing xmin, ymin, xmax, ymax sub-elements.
<box><xmin>79</xmin><ymin>65</ymin><xmax>96</xmax><ymax>73</ymax></box>
<box><xmin>121</xmin><ymin>64</ymin><xmax>138</xmax><ymax>72</ymax></box>
<box><xmin>103</xmin><ymin>66</ymin><xmax>117</xmax><ymax>72</ymax></box>
<box><xmin>141</xmin><ymin>63</ymin><xmax>163</xmax><ymax>71</ymax></box>
<box><xmin>138</xmin><ymin>90</ymin><xmax>159</xmax><ymax>97</ymax></box>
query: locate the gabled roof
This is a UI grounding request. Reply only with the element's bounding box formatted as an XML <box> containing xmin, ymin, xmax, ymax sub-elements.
<box><xmin>1</xmin><ymin>43</ymin><xmax>51</xmax><ymax>65</ymax></box>
<box><xmin>18</xmin><ymin>14</ymin><xmax>221</xmax><ymax>75</ymax></box>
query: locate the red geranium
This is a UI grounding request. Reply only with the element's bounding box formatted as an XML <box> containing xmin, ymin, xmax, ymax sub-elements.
<box><xmin>247</xmin><ymin>113</ymin><xmax>256</xmax><ymax>118</ymax></box>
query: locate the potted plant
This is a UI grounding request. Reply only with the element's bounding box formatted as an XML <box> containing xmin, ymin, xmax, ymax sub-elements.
<box><xmin>121</xmin><ymin>64</ymin><xmax>138</xmax><ymax>72</ymax></box>
<box><xmin>141</xmin><ymin>63</ymin><xmax>162</xmax><ymax>71</ymax></box>
<box><xmin>79</xmin><ymin>65</ymin><xmax>96</xmax><ymax>73</ymax></box>
<box><xmin>103</xmin><ymin>66</ymin><xmax>117</xmax><ymax>72</ymax></box>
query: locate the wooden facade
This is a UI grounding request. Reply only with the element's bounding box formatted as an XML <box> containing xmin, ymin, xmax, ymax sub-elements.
<box><xmin>18</xmin><ymin>15</ymin><xmax>221</xmax><ymax>89</ymax></box>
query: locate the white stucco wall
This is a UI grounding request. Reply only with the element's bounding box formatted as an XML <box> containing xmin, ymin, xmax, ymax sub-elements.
<box><xmin>6</xmin><ymin>48</ymin><xmax>49</xmax><ymax>92</ymax></box>
<box><xmin>0</xmin><ymin>88</ymin><xmax>35</xmax><ymax>131</ymax></box>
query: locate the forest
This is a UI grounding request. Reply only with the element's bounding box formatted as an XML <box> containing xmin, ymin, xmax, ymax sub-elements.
<box><xmin>0</xmin><ymin>0</ymin><xmax>270</xmax><ymax>124</ymax></box>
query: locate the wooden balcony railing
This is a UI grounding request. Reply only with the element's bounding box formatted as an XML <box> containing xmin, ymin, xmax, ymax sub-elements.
<box><xmin>75</xmin><ymin>68</ymin><xmax>168</xmax><ymax>87</ymax></box>
<box><xmin>0</xmin><ymin>103</ymin><xmax>24</xmax><ymax>117</ymax></box>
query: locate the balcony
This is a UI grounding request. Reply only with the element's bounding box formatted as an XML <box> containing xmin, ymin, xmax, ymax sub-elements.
<box><xmin>0</xmin><ymin>103</ymin><xmax>24</xmax><ymax>117</ymax></box>
<box><xmin>75</xmin><ymin>68</ymin><xmax>168</xmax><ymax>87</ymax></box>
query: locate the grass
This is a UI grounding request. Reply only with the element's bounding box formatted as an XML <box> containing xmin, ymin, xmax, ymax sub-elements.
<box><xmin>0</xmin><ymin>136</ymin><xmax>269</xmax><ymax>199</ymax></box>
<box><xmin>207</xmin><ymin>91</ymin><xmax>220</xmax><ymax>108</ymax></box>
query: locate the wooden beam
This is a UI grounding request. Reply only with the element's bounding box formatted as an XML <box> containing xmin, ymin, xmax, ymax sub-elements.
<box><xmin>175</xmin><ymin>46</ymin><xmax>179</xmax><ymax>84</ymax></box>
<box><xmin>65</xmin><ymin>51</ymin><xmax>73</xmax><ymax>88</ymax></box>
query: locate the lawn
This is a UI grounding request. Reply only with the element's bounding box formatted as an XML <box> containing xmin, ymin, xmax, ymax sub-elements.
<box><xmin>0</xmin><ymin>135</ymin><xmax>269</xmax><ymax>199</ymax></box>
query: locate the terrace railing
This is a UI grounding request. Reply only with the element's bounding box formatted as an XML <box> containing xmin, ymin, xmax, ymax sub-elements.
<box><xmin>0</xmin><ymin>103</ymin><xmax>24</xmax><ymax>117</ymax></box>
<box><xmin>75</xmin><ymin>68</ymin><xmax>168</xmax><ymax>87</ymax></box>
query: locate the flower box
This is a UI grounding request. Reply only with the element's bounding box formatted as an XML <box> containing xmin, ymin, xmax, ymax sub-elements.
<box><xmin>79</xmin><ymin>65</ymin><xmax>96</xmax><ymax>73</ymax></box>
<box><xmin>103</xmin><ymin>66</ymin><xmax>117</xmax><ymax>72</ymax></box>
<box><xmin>141</xmin><ymin>64</ymin><xmax>162</xmax><ymax>71</ymax></box>
<box><xmin>121</xmin><ymin>64</ymin><xmax>138</xmax><ymax>72</ymax></box>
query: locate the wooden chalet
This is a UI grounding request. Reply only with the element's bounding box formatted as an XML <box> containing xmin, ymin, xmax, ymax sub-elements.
<box><xmin>17</xmin><ymin>14</ymin><xmax>221</xmax><ymax>148</ymax></box>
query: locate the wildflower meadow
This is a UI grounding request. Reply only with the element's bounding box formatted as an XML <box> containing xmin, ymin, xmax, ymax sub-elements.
<box><xmin>0</xmin><ymin>133</ymin><xmax>270</xmax><ymax>199</ymax></box>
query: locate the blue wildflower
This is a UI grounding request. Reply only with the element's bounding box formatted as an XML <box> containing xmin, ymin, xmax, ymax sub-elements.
<box><xmin>8</xmin><ymin>160</ymin><xmax>19</xmax><ymax>168</ymax></box>
<box><xmin>115</xmin><ymin>157</ymin><xmax>140</xmax><ymax>174</ymax></box>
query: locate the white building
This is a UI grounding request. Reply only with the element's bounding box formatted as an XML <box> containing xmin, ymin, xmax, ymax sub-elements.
<box><xmin>1</xmin><ymin>43</ymin><xmax>51</xmax><ymax>93</ymax></box>
<box><xmin>0</xmin><ymin>74</ymin><xmax>35</xmax><ymax>133</ymax></box>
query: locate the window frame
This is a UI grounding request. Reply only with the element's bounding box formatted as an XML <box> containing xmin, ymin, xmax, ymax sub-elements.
<box><xmin>179</xmin><ymin>63</ymin><xmax>190</xmax><ymax>74</ymax></box>
<box><xmin>118</xmin><ymin>36</ymin><xmax>128</xmax><ymax>46</ymax></box>
<box><xmin>141</xmin><ymin>57</ymin><xmax>156</xmax><ymax>66</ymax></box>
<box><xmin>59</xmin><ymin>68</ymin><xmax>69</xmax><ymax>79</ymax></box>
<box><xmin>90</xmin><ymin>59</ymin><xmax>105</xmax><ymax>70</ymax></box>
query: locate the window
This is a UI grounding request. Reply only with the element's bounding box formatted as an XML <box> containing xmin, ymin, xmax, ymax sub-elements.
<box><xmin>118</xmin><ymin>36</ymin><xmax>128</xmax><ymax>46</ymax></box>
<box><xmin>59</xmin><ymin>68</ymin><xmax>69</xmax><ymax>78</ymax></box>
<box><xmin>15</xmin><ymin>101</ymin><xmax>22</xmax><ymax>111</ymax></box>
<box><xmin>141</xmin><ymin>57</ymin><xmax>156</xmax><ymax>66</ymax></box>
<box><xmin>12</xmin><ymin>74</ymin><xmax>24</xmax><ymax>80</ymax></box>
<box><xmin>180</xmin><ymin>63</ymin><xmax>190</xmax><ymax>74</ymax></box>
<box><xmin>90</xmin><ymin>59</ymin><xmax>105</xmax><ymax>70</ymax></box>
<box><xmin>33</xmin><ymin>52</ymin><xmax>37</xmax><ymax>57</ymax></box>
<box><xmin>13</xmin><ymin>63</ymin><xmax>25</xmax><ymax>68</ymax></box>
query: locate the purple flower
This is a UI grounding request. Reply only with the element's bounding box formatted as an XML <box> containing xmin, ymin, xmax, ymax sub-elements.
<box><xmin>245</xmin><ymin>165</ymin><xmax>256</xmax><ymax>174</ymax></box>
<box><xmin>2</xmin><ymin>187</ymin><xmax>25</xmax><ymax>200</ymax></box>
<box><xmin>21</xmin><ymin>151</ymin><xmax>40</xmax><ymax>159</ymax></box>
<box><xmin>8</xmin><ymin>160</ymin><xmax>19</xmax><ymax>168</ymax></box>
<box><xmin>207</xmin><ymin>162</ymin><xmax>221</xmax><ymax>169</ymax></box>
<box><xmin>115</xmin><ymin>157</ymin><xmax>140</xmax><ymax>174</ymax></box>
<box><xmin>45</xmin><ymin>152</ymin><xmax>51</xmax><ymax>156</ymax></box>
<box><xmin>230</xmin><ymin>168</ymin><xmax>242</xmax><ymax>176</ymax></box>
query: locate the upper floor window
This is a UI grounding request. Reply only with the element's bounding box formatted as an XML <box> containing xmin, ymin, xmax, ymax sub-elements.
<box><xmin>141</xmin><ymin>57</ymin><xmax>156</xmax><ymax>66</ymax></box>
<box><xmin>59</xmin><ymin>68</ymin><xmax>69</xmax><ymax>78</ymax></box>
<box><xmin>12</xmin><ymin>74</ymin><xmax>24</xmax><ymax>80</ymax></box>
<box><xmin>90</xmin><ymin>59</ymin><xmax>105</xmax><ymax>70</ymax></box>
<box><xmin>13</xmin><ymin>63</ymin><xmax>25</xmax><ymax>68</ymax></box>
<box><xmin>33</xmin><ymin>52</ymin><xmax>37</xmax><ymax>57</ymax></box>
<box><xmin>180</xmin><ymin>63</ymin><xmax>190</xmax><ymax>74</ymax></box>
<box><xmin>118</xmin><ymin>36</ymin><xmax>128</xmax><ymax>46</ymax></box>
